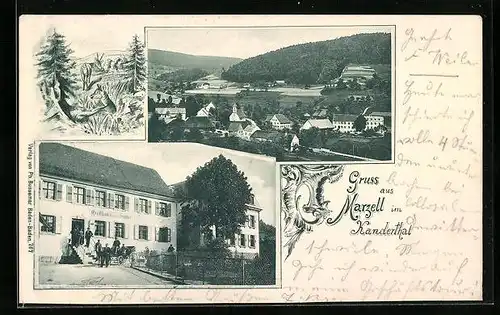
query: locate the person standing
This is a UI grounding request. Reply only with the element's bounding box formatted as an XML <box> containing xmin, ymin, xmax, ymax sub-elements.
<box><xmin>85</xmin><ymin>227</ymin><xmax>93</xmax><ymax>248</ymax></box>
<box><xmin>78</xmin><ymin>228</ymin><xmax>84</xmax><ymax>247</ymax></box>
<box><xmin>112</xmin><ymin>236</ymin><xmax>121</xmax><ymax>255</ymax></box>
<box><xmin>70</xmin><ymin>228</ymin><xmax>78</xmax><ymax>247</ymax></box>
<box><xmin>95</xmin><ymin>240</ymin><xmax>103</xmax><ymax>267</ymax></box>
<box><xmin>103</xmin><ymin>243</ymin><xmax>111</xmax><ymax>268</ymax></box>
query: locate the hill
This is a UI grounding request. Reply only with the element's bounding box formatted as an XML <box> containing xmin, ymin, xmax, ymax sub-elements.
<box><xmin>148</xmin><ymin>49</ymin><xmax>243</xmax><ymax>72</ymax></box>
<box><xmin>221</xmin><ymin>32</ymin><xmax>391</xmax><ymax>85</ymax></box>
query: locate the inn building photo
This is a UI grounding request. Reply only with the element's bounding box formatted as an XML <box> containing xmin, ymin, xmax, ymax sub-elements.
<box><xmin>36</xmin><ymin>142</ymin><xmax>277</xmax><ymax>287</ymax></box>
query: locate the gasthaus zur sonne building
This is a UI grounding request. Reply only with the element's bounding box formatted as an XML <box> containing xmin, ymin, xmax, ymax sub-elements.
<box><xmin>36</xmin><ymin>142</ymin><xmax>178</xmax><ymax>263</ymax></box>
<box><xmin>36</xmin><ymin>143</ymin><xmax>262</xmax><ymax>264</ymax></box>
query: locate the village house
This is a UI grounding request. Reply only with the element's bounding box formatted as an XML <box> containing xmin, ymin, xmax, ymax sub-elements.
<box><xmin>340</xmin><ymin>65</ymin><xmax>376</xmax><ymax>80</ymax></box>
<box><xmin>228</xmin><ymin>120</ymin><xmax>260</xmax><ymax>140</ymax></box>
<box><xmin>178</xmin><ymin>193</ymin><xmax>262</xmax><ymax>259</ymax></box>
<box><xmin>347</xmin><ymin>95</ymin><xmax>374</xmax><ymax>102</ymax></box>
<box><xmin>148</xmin><ymin>90</ymin><xmax>182</xmax><ymax>106</ymax></box>
<box><xmin>331</xmin><ymin>114</ymin><xmax>358</xmax><ymax>133</ymax></box>
<box><xmin>331</xmin><ymin>113</ymin><xmax>386</xmax><ymax>133</ymax></box>
<box><xmin>196</xmin><ymin>102</ymin><xmax>216</xmax><ymax>117</ymax></box>
<box><xmin>311</xmin><ymin>109</ymin><xmax>328</xmax><ymax>119</ymax></box>
<box><xmin>183</xmin><ymin>116</ymin><xmax>216</xmax><ymax>132</ymax></box>
<box><xmin>369</xmin><ymin>111</ymin><xmax>392</xmax><ymax>129</ymax></box>
<box><xmin>300</xmin><ymin>118</ymin><xmax>335</xmax><ymax>131</ymax></box>
<box><xmin>265</xmin><ymin>114</ymin><xmax>292</xmax><ymax>130</ymax></box>
<box><xmin>37</xmin><ymin>143</ymin><xmax>178</xmax><ymax>264</ymax></box>
<box><xmin>155</xmin><ymin>107</ymin><xmax>187</xmax><ymax>123</ymax></box>
<box><xmin>330</xmin><ymin>65</ymin><xmax>377</xmax><ymax>88</ymax></box>
<box><xmin>229</xmin><ymin>104</ymin><xmax>247</xmax><ymax>122</ymax></box>
<box><xmin>290</xmin><ymin>134</ymin><xmax>300</xmax><ymax>152</ymax></box>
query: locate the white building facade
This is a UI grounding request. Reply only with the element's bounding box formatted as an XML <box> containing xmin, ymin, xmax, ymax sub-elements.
<box><xmin>37</xmin><ymin>143</ymin><xmax>178</xmax><ymax>264</ymax></box>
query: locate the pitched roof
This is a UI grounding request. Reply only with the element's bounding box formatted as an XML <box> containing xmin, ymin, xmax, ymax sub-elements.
<box><xmin>250</xmin><ymin>130</ymin><xmax>283</xmax><ymax>141</ymax></box>
<box><xmin>369</xmin><ymin>111</ymin><xmax>391</xmax><ymax>117</ymax></box>
<box><xmin>303</xmin><ymin>119</ymin><xmax>334</xmax><ymax>129</ymax></box>
<box><xmin>274</xmin><ymin>114</ymin><xmax>292</xmax><ymax>124</ymax></box>
<box><xmin>312</xmin><ymin>109</ymin><xmax>328</xmax><ymax>117</ymax></box>
<box><xmin>228</xmin><ymin>122</ymin><xmax>244</xmax><ymax>132</ymax></box>
<box><xmin>332</xmin><ymin>114</ymin><xmax>358</xmax><ymax>122</ymax></box>
<box><xmin>39</xmin><ymin>143</ymin><xmax>174</xmax><ymax>198</ymax></box>
<box><xmin>155</xmin><ymin>107</ymin><xmax>186</xmax><ymax>115</ymax></box>
<box><xmin>184</xmin><ymin>116</ymin><xmax>215</xmax><ymax>129</ymax></box>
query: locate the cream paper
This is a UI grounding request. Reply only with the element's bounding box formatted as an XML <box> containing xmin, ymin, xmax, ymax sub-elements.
<box><xmin>18</xmin><ymin>15</ymin><xmax>482</xmax><ymax>304</ymax></box>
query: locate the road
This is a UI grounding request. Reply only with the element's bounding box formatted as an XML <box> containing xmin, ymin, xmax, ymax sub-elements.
<box><xmin>39</xmin><ymin>263</ymin><xmax>176</xmax><ymax>286</ymax></box>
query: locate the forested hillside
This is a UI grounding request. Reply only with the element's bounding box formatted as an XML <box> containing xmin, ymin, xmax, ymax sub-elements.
<box><xmin>148</xmin><ymin>49</ymin><xmax>242</xmax><ymax>72</ymax></box>
<box><xmin>221</xmin><ymin>33</ymin><xmax>391</xmax><ymax>84</ymax></box>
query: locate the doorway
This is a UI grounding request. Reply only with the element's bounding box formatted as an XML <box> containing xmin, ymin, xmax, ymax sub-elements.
<box><xmin>71</xmin><ymin>218</ymin><xmax>85</xmax><ymax>246</ymax></box>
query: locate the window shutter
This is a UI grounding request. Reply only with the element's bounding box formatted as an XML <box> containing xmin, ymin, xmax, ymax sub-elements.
<box><xmin>147</xmin><ymin>200</ymin><xmax>152</xmax><ymax>214</ymax></box>
<box><xmin>133</xmin><ymin>225</ymin><xmax>138</xmax><ymax>240</ymax></box>
<box><xmin>134</xmin><ymin>198</ymin><xmax>139</xmax><ymax>212</ymax></box>
<box><xmin>55</xmin><ymin>183</ymin><xmax>63</xmax><ymax>201</ymax></box>
<box><xmin>155</xmin><ymin>226</ymin><xmax>159</xmax><ymax>241</ymax></box>
<box><xmin>109</xmin><ymin>193</ymin><xmax>115</xmax><ymax>209</ymax></box>
<box><xmin>107</xmin><ymin>222</ymin><xmax>112</xmax><ymax>238</ymax></box>
<box><xmin>85</xmin><ymin>189</ymin><xmax>92</xmax><ymax>205</ymax></box>
<box><xmin>55</xmin><ymin>216</ymin><xmax>62</xmax><ymax>234</ymax></box>
<box><xmin>155</xmin><ymin>201</ymin><xmax>159</xmax><ymax>216</ymax></box>
<box><xmin>167</xmin><ymin>228</ymin><xmax>171</xmax><ymax>242</ymax></box>
<box><xmin>123</xmin><ymin>224</ymin><xmax>128</xmax><ymax>239</ymax></box>
<box><xmin>167</xmin><ymin>203</ymin><xmax>172</xmax><ymax>217</ymax></box>
<box><xmin>125</xmin><ymin>196</ymin><xmax>130</xmax><ymax>211</ymax></box>
<box><xmin>38</xmin><ymin>180</ymin><xmax>42</xmax><ymax>199</ymax></box>
<box><xmin>148</xmin><ymin>226</ymin><xmax>155</xmax><ymax>241</ymax></box>
<box><xmin>66</xmin><ymin>185</ymin><xmax>73</xmax><ymax>203</ymax></box>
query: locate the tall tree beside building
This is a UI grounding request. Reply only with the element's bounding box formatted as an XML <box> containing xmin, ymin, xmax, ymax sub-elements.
<box><xmin>122</xmin><ymin>34</ymin><xmax>147</xmax><ymax>93</ymax></box>
<box><xmin>35</xmin><ymin>29</ymin><xmax>78</xmax><ymax>102</ymax></box>
<box><xmin>178</xmin><ymin>155</ymin><xmax>252</xmax><ymax>243</ymax></box>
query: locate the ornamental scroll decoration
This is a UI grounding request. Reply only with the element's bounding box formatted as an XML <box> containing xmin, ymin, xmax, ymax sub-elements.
<box><xmin>281</xmin><ymin>164</ymin><xmax>345</xmax><ymax>260</ymax></box>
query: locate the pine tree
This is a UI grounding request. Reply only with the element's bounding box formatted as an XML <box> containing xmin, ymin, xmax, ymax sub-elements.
<box><xmin>35</xmin><ymin>29</ymin><xmax>78</xmax><ymax>100</ymax></box>
<box><xmin>122</xmin><ymin>34</ymin><xmax>146</xmax><ymax>93</ymax></box>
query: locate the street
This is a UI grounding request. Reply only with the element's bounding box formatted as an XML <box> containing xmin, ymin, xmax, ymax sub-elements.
<box><xmin>39</xmin><ymin>263</ymin><xmax>176</xmax><ymax>286</ymax></box>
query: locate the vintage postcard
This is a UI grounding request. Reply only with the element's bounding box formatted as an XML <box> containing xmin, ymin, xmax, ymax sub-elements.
<box><xmin>18</xmin><ymin>15</ymin><xmax>483</xmax><ymax>304</ymax></box>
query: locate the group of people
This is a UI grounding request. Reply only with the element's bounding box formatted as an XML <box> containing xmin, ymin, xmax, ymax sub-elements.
<box><xmin>69</xmin><ymin>226</ymin><xmax>132</xmax><ymax>268</ymax></box>
<box><xmin>93</xmin><ymin>236</ymin><xmax>130</xmax><ymax>267</ymax></box>
<box><xmin>70</xmin><ymin>227</ymin><xmax>95</xmax><ymax>248</ymax></box>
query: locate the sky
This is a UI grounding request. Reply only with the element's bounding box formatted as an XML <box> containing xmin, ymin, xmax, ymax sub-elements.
<box><xmin>23</xmin><ymin>15</ymin><xmax>390</xmax><ymax>60</ymax></box>
<box><xmin>147</xmin><ymin>27</ymin><xmax>393</xmax><ymax>59</ymax></box>
<box><xmin>57</xmin><ymin>142</ymin><xmax>277</xmax><ymax>226</ymax></box>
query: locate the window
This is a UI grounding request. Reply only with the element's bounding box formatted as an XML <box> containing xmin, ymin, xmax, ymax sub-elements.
<box><xmin>115</xmin><ymin>194</ymin><xmax>125</xmax><ymax>210</ymax></box>
<box><xmin>96</xmin><ymin>190</ymin><xmax>106</xmax><ymax>207</ymax></box>
<box><xmin>240</xmin><ymin>234</ymin><xmax>246</xmax><ymax>247</ymax></box>
<box><xmin>115</xmin><ymin>222</ymin><xmax>125</xmax><ymax>238</ymax></box>
<box><xmin>95</xmin><ymin>220</ymin><xmax>106</xmax><ymax>237</ymax></box>
<box><xmin>249</xmin><ymin>235</ymin><xmax>256</xmax><ymax>248</ymax></box>
<box><xmin>75</xmin><ymin>187</ymin><xmax>86</xmax><ymax>204</ymax></box>
<box><xmin>40</xmin><ymin>214</ymin><xmax>55</xmax><ymax>233</ymax></box>
<box><xmin>42</xmin><ymin>181</ymin><xmax>56</xmax><ymax>200</ymax></box>
<box><xmin>139</xmin><ymin>198</ymin><xmax>148</xmax><ymax>213</ymax></box>
<box><xmin>158</xmin><ymin>227</ymin><xmax>171</xmax><ymax>242</ymax></box>
<box><xmin>138</xmin><ymin>225</ymin><xmax>148</xmax><ymax>240</ymax></box>
<box><xmin>248</xmin><ymin>215</ymin><xmax>256</xmax><ymax>229</ymax></box>
<box><xmin>159</xmin><ymin>202</ymin><xmax>171</xmax><ymax>217</ymax></box>
<box><xmin>249</xmin><ymin>194</ymin><xmax>255</xmax><ymax>205</ymax></box>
